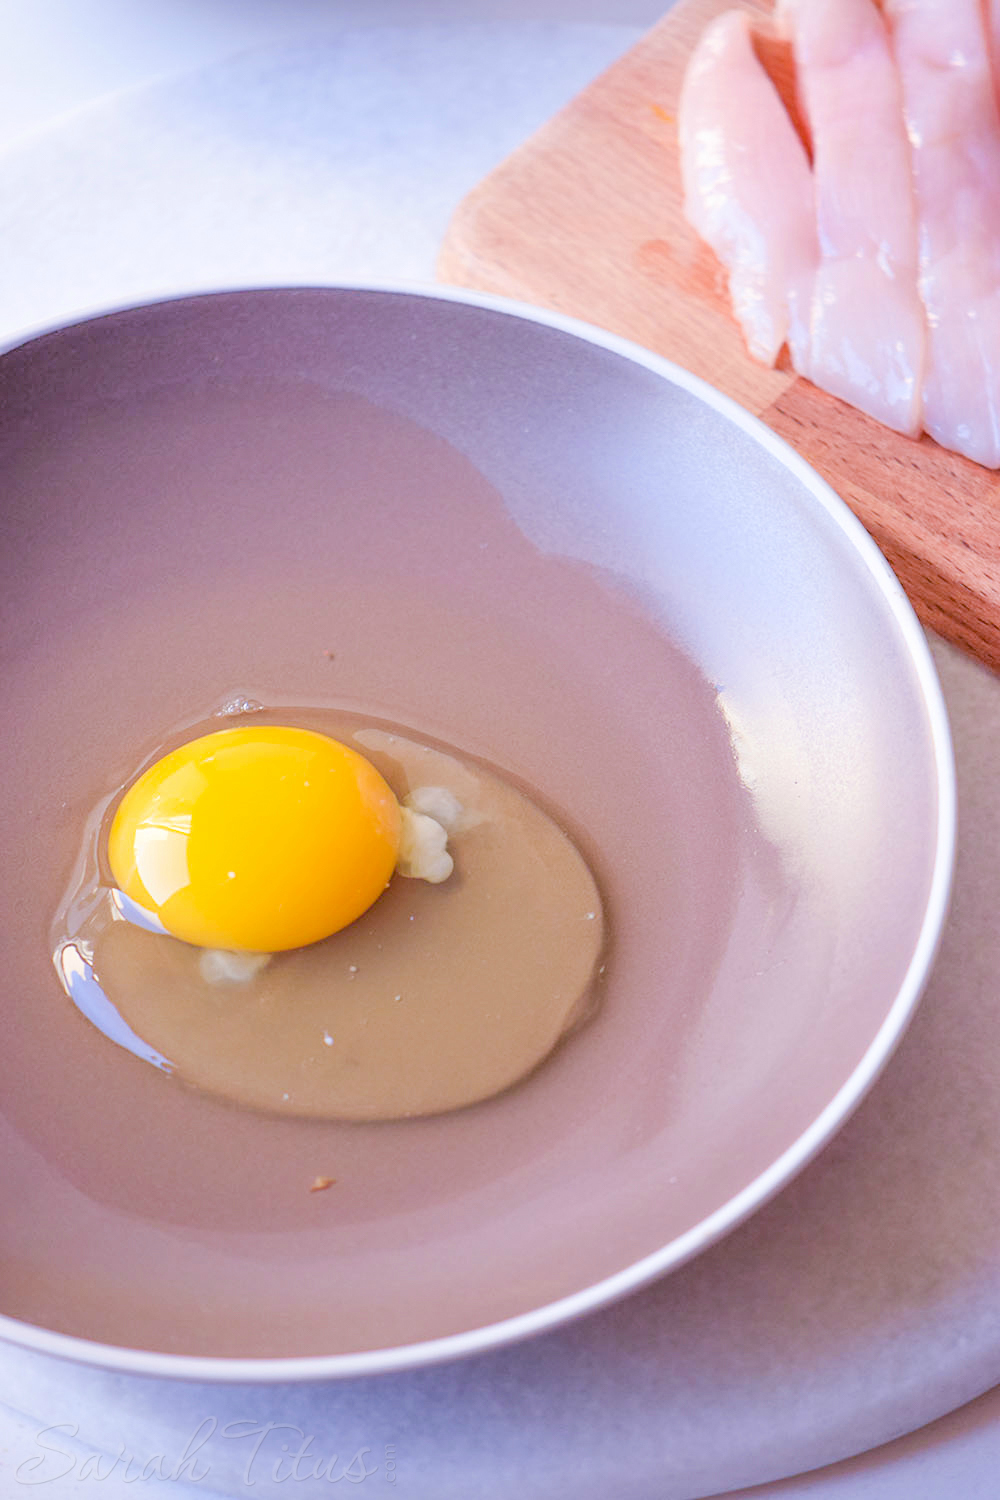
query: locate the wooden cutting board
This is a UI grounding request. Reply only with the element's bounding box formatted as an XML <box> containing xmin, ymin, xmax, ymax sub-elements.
<box><xmin>438</xmin><ymin>0</ymin><xmax>1000</xmax><ymax>673</ymax></box>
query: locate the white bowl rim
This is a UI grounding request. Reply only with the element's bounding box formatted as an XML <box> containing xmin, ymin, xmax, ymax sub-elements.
<box><xmin>0</xmin><ymin>279</ymin><xmax>957</xmax><ymax>1384</ymax></box>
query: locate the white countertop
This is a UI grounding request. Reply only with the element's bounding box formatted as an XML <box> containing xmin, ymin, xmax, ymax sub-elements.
<box><xmin>2</xmin><ymin>3</ymin><xmax>999</xmax><ymax>1496</ymax></box>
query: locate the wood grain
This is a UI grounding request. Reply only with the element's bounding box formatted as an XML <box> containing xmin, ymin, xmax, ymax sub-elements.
<box><xmin>438</xmin><ymin>0</ymin><xmax>1000</xmax><ymax>673</ymax></box>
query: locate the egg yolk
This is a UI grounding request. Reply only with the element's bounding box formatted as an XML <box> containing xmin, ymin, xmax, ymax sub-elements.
<box><xmin>107</xmin><ymin>726</ymin><xmax>401</xmax><ymax>953</ymax></box>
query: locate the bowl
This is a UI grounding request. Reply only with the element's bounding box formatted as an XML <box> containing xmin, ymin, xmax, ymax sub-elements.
<box><xmin>0</xmin><ymin>284</ymin><xmax>954</xmax><ymax>1381</ymax></box>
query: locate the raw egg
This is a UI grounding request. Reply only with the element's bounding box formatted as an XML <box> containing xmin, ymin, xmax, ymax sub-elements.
<box><xmin>53</xmin><ymin>707</ymin><xmax>607</xmax><ymax>1120</ymax></box>
<box><xmin>107</xmin><ymin>726</ymin><xmax>401</xmax><ymax>953</ymax></box>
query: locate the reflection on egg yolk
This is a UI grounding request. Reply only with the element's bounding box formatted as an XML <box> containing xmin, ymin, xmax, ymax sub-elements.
<box><xmin>107</xmin><ymin>726</ymin><xmax>401</xmax><ymax>953</ymax></box>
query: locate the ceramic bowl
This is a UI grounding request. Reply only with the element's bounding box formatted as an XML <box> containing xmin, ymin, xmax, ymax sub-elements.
<box><xmin>0</xmin><ymin>285</ymin><xmax>954</xmax><ymax>1380</ymax></box>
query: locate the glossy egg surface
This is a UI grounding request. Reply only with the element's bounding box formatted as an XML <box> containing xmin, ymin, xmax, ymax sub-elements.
<box><xmin>107</xmin><ymin>726</ymin><xmax>401</xmax><ymax>952</ymax></box>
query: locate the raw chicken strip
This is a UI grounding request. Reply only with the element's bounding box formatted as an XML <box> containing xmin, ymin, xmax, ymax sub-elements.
<box><xmin>679</xmin><ymin>9</ymin><xmax>817</xmax><ymax>367</ymax></box>
<box><xmin>989</xmin><ymin>1</ymin><xmax>1000</xmax><ymax>106</ymax></box>
<box><xmin>883</xmin><ymin>0</ymin><xmax>1000</xmax><ymax>467</ymax></box>
<box><xmin>782</xmin><ymin>0</ymin><xmax>925</xmax><ymax>436</ymax></box>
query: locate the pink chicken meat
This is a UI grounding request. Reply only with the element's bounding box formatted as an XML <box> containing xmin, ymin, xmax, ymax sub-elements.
<box><xmin>679</xmin><ymin>0</ymin><xmax>1000</xmax><ymax>467</ymax></box>
<box><xmin>882</xmin><ymin>0</ymin><xmax>1000</xmax><ymax>468</ymax></box>
<box><xmin>781</xmin><ymin>0</ymin><xmax>925</xmax><ymax>436</ymax></box>
<box><xmin>678</xmin><ymin>9</ymin><xmax>816</xmax><ymax>368</ymax></box>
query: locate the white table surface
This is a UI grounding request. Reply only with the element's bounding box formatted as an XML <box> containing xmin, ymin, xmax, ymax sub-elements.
<box><xmin>2</xmin><ymin>3</ymin><xmax>1000</xmax><ymax>1496</ymax></box>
